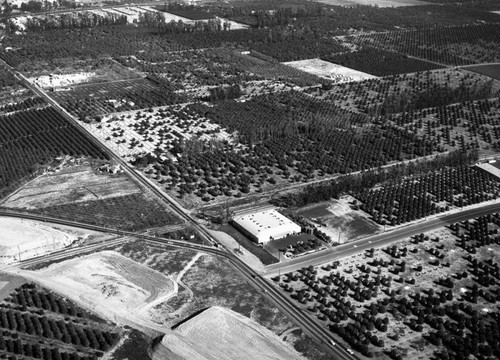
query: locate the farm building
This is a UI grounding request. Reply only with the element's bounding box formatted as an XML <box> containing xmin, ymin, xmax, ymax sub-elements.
<box><xmin>232</xmin><ymin>209</ymin><xmax>301</xmax><ymax>244</ymax></box>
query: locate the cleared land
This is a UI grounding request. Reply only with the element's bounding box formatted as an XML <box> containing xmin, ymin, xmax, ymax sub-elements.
<box><xmin>152</xmin><ymin>306</ymin><xmax>305</xmax><ymax>360</ymax></box>
<box><xmin>296</xmin><ymin>196</ymin><xmax>380</xmax><ymax>244</ymax></box>
<box><xmin>84</xmin><ymin>105</ymin><xmax>236</xmax><ymax>162</ymax></box>
<box><xmin>1</xmin><ymin>163</ymin><xmax>140</xmax><ymax>209</ymax></box>
<box><xmin>14</xmin><ymin>251</ymin><xmax>175</xmax><ymax>334</ymax></box>
<box><xmin>0</xmin><ymin>216</ymin><xmax>97</xmax><ymax>263</ymax></box>
<box><xmin>284</xmin><ymin>58</ymin><xmax>378</xmax><ymax>82</ymax></box>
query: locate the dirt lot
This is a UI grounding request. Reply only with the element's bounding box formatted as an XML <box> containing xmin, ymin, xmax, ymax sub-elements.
<box><xmin>0</xmin><ymin>216</ymin><xmax>104</xmax><ymax>264</ymax></box>
<box><xmin>153</xmin><ymin>306</ymin><xmax>305</xmax><ymax>360</ymax></box>
<box><xmin>12</xmin><ymin>250</ymin><xmax>175</xmax><ymax>335</ymax></box>
<box><xmin>285</xmin><ymin>58</ymin><xmax>378</xmax><ymax>82</ymax></box>
<box><xmin>0</xmin><ymin>163</ymin><xmax>140</xmax><ymax>210</ymax></box>
<box><xmin>115</xmin><ymin>241</ymin><xmax>333</xmax><ymax>359</ymax></box>
<box><xmin>297</xmin><ymin>196</ymin><xmax>381</xmax><ymax>244</ymax></box>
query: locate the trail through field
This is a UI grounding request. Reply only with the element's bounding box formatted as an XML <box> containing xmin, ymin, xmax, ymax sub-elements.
<box><xmin>137</xmin><ymin>252</ymin><xmax>204</xmax><ymax>318</ymax></box>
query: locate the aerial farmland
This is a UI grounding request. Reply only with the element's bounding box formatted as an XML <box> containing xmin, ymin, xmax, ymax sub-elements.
<box><xmin>0</xmin><ymin>0</ymin><xmax>500</xmax><ymax>359</ymax></box>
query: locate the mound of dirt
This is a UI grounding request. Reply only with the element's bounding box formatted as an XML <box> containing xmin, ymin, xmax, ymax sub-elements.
<box><xmin>151</xmin><ymin>306</ymin><xmax>305</xmax><ymax>360</ymax></box>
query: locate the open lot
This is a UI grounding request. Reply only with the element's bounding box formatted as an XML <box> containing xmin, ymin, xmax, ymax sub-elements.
<box><xmin>297</xmin><ymin>197</ymin><xmax>380</xmax><ymax>244</ymax></box>
<box><xmin>1</xmin><ymin>163</ymin><xmax>140</xmax><ymax>210</ymax></box>
<box><xmin>0</xmin><ymin>216</ymin><xmax>103</xmax><ymax>263</ymax></box>
<box><xmin>284</xmin><ymin>58</ymin><xmax>378</xmax><ymax>82</ymax></box>
<box><xmin>153</xmin><ymin>306</ymin><xmax>305</xmax><ymax>360</ymax></box>
<box><xmin>14</xmin><ymin>250</ymin><xmax>175</xmax><ymax>335</ymax></box>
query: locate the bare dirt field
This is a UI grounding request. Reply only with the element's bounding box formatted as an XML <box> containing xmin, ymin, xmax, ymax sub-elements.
<box><xmin>13</xmin><ymin>250</ymin><xmax>175</xmax><ymax>335</ymax></box>
<box><xmin>316</xmin><ymin>0</ymin><xmax>431</xmax><ymax>7</ymax></box>
<box><xmin>284</xmin><ymin>58</ymin><xmax>378</xmax><ymax>82</ymax></box>
<box><xmin>1</xmin><ymin>164</ymin><xmax>140</xmax><ymax>210</ymax></box>
<box><xmin>0</xmin><ymin>216</ymin><xmax>97</xmax><ymax>263</ymax></box>
<box><xmin>115</xmin><ymin>241</ymin><xmax>333</xmax><ymax>359</ymax></box>
<box><xmin>297</xmin><ymin>196</ymin><xmax>380</xmax><ymax>244</ymax></box>
<box><xmin>152</xmin><ymin>306</ymin><xmax>305</xmax><ymax>360</ymax></box>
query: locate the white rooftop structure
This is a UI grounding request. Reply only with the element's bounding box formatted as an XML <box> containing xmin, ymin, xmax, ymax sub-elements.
<box><xmin>232</xmin><ymin>209</ymin><xmax>301</xmax><ymax>244</ymax></box>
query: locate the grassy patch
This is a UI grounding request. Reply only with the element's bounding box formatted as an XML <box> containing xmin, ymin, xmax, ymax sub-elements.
<box><xmin>110</xmin><ymin>328</ymin><xmax>151</xmax><ymax>360</ymax></box>
<box><xmin>26</xmin><ymin>193</ymin><xmax>182</xmax><ymax>231</ymax></box>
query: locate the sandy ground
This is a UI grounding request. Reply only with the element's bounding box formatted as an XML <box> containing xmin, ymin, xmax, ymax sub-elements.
<box><xmin>153</xmin><ymin>306</ymin><xmax>306</xmax><ymax>360</ymax></box>
<box><xmin>284</xmin><ymin>58</ymin><xmax>378</xmax><ymax>82</ymax></box>
<box><xmin>86</xmin><ymin>105</ymin><xmax>236</xmax><ymax>162</ymax></box>
<box><xmin>29</xmin><ymin>73</ymin><xmax>96</xmax><ymax>89</ymax></box>
<box><xmin>1</xmin><ymin>165</ymin><xmax>140</xmax><ymax>209</ymax></box>
<box><xmin>208</xmin><ymin>229</ymin><xmax>265</xmax><ymax>273</ymax></box>
<box><xmin>0</xmin><ymin>216</ymin><xmax>91</xmax><ymax>263</ymax></box>
<box><xmin>12</xmin><ymin>251</ymin><xmax>175</xmax><ymax>335</ymax></box>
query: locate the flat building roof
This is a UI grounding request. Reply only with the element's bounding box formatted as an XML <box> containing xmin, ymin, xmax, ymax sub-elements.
<box><xmin>232</xmin><ymin>209</ymin><xmax>301</xmax><ymax>242</ymax></box>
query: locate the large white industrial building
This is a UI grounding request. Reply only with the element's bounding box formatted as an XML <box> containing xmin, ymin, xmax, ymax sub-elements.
<box><xmin>232</xmin><ymin>209</ymin><xmax>301</xmax><ymax>244</ymax></box>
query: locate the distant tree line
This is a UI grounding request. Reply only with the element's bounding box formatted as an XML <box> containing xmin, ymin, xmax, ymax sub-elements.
<box><xmin>377</xmin><ymin>80</ymin><xmax>495</xmax><ymax>116</ymax></box>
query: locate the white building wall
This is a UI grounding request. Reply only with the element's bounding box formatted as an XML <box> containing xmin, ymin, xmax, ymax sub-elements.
<box><xmin>233</xmin><ymin>209</ymin><xmax>301</xmax><ymax>244</ymax></box>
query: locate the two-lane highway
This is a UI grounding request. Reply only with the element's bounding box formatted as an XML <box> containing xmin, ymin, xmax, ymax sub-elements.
<box><xmin>265</xmin><ymin>201</ymin><xmax>500</xmax><ymax>277</ymax></box>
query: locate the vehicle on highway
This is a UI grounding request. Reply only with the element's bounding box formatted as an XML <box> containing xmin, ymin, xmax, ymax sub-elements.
<box><xmin>329</xmin><ymin>340</ymin><xmax>336</xmax><ymax>346</ymax></box>
<box><xmin>346</xmin><ymin>348</ymin><xmax>354</xmax><ymax>355</ymax></box>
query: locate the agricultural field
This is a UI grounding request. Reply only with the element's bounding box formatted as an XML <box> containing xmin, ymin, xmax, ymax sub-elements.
<box><xmin>25</xmin><ymin>58</ymin><xmax>141</xmax><ymax>88</ymax></box>
<box><xmin>25</xmin><ymin>192</ymin><xmax>182</xmax><ymax>231</ymax></box>
<box><xmin>355</xmin><ymin>166</ymin><xmax>500</xmax><ymax>226</ymax></box>
<box><xmin>322</xmin><ymin>47</ymin><xmax>444</xmax><ymax>77</ymax></box>
<box><xmin>307</xmin><ymin>67</ymin><xmax>500</xmax><ymax>115</ymax></box>
<box><xmin>0</xmin><ymin>276</ymin><xmax>121</xmax><ymax>360</ymax></box>
<box><xmin>0</xmin><ymin>161</ymin><xmax>140</xmax><ymax>209</ymax></box>
<box><xmin>0</xmin><ymin>66</ymin><xmax>44</xmax><ymax>113</ymax></box>
<box><xmin>0</xmin><ymin>105</ymin><xmax>109</xmax><ymax>199</ymax></box>
<box><xmin>343</xmin><ymin>23</ymin><xmax>500</xmax><ymax>66</ymax></box>
<box><xmin>82</xmin><ymin>105</ymin><xmax>237</xmax><ymax>162</ymax></box>
<box><xmin>464</xmin><ymin>63</ymin><xmax>500</xmax><ymax>81</ymax></box>
<box><xmin>49</xmin><ymin>78</ymin><xmax>185</xmax><ymax>121</ymax></box>
<box><xmin>274</xmin><ymin>212</ymin><xmax>500</xmax><ymax>359</ymax></box>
